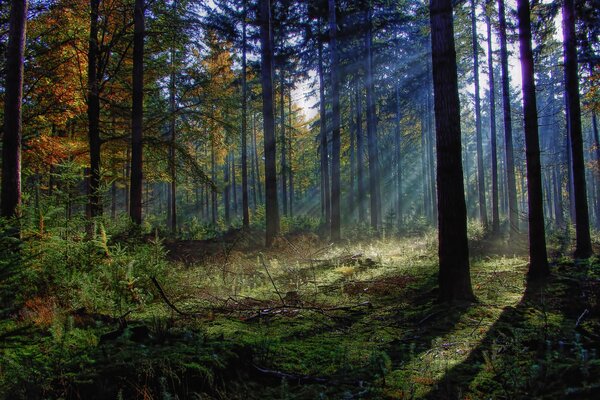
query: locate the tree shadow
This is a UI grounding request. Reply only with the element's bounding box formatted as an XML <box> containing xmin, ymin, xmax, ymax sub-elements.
<box><xmin>422</xmin><ymin>273</ymin><xmax>599</xmax><ymax>399</ymax></box>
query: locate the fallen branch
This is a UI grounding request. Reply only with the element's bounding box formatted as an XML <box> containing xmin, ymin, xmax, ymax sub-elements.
<box><xmin>253</xmin><ymin>364</ymin><xmax>328</xmax><ymax>383</ymax></box>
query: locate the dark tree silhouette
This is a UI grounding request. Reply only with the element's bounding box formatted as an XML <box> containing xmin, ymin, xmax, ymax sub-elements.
<box><xmin>562</xmin><ymin>0</ymin><xmax>593</xmax><ymax>258</ymax></box>
<box><xmin>87</xmin><ymin>0</ymin><xmax>102</xmax><ymax>218</ymax></box>
<box><xmin>516</xmin><ymin>0</ymin><xmax>549</xmax><ymax>278</ymax></box>
<box><xmin>430</xmin><ymin>0</ymin><xmax>475</xmax><ymax>302</ymax></box>
<box><xmin>486</xmin><ymin>11</ymin><xmax>499</xmax><ymax>234</ymax></box>
<box><xmin>1</xmin><ymin>0</ymin><xmax>27</xmax><ymax>223</ymax></box>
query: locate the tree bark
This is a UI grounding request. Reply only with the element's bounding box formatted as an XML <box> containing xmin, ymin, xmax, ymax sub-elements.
<box><xmin>486</xmin><ymin>13</ymin><xmax>500</xmax><ymax>234</ymax></box>
<box><xmin>317</xmin><ymin>35</ymin><xmax>331</xmax><ymax>227</ymax></box>
<box><xmin>259</xmin><ymin>0</ymin><xmax>279</xmax><ymax>246</ymax></box>
<box><xmin>87</xmin><ymin>0</ymin><xmax>102</xmax><ymax>218</ymax></box>
<box><xmin>355</xmin><ymin>79</ymin><xmax>366</xmax><ymax>224</ymax></box>
<box><xmin>365</xmin><ymin>3</ymin><xmax>381</xmax><ymax>232</ymax></box>
<box><xmin>279</xmin><ymin>72</ymin><xmax>288</xmax><ymax>217</ymax></box>
<box><xmin>471</xmin><ymin>0</ymin><xmax>488</xmax><ymax>229</ymax></box>
<box><xmin>516</xmin><ymin>0</ymin><xmax>550</xmax><ymax>277</ymax></box>
<box><xmin>430</xmin><ymin>0</ymin><xmax>475</xmax><ymax>302</ymax></box>
<box><xmin>129</xmin><ymin>0</ymin><xmax>144</xmax><ymax>225</ymax></box>
<box><xmin>1</xmin><ymin>0</ymin><xmax>27</xmax><ymax>223</ymax></box>
<box><xmin>241</xmin><ymin>0</ymin><xmax>250</xmax><ymax>227</ymax></box>
<box><xmin>328</xmin><ymin>0</ymin><xmax>341</xmax><ymax>241</ymax></box>
<box><xmin>562</xmin><ymin>0</ymin><xmax>593</xmax><ymax>258</ymax></box>
<box><xmin>497</xmin><ymin>0</ymin><xmax>519</xmax><ymax>238</ymax></box>
<box><xmin>169</xmin><ymin>8</ymin><xmax>177</xmax><ymax>233</ymax></box>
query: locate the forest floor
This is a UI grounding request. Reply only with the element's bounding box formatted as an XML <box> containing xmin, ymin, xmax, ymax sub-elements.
<box><xmin>2</xmin><ymin>228</ymin><xmax>600</xmax><ymax>399</ymax></box>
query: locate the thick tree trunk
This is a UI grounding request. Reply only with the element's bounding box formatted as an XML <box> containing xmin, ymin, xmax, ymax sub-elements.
<box><xmin>241</xmin><ymin>0</ymin><xmax>250</xmax><ymax>227</ymax></box>
<box><xmin>1</xmin><ymin>0</ymin><xmax>27</xmax><ymax>222</ymax></box>
<box><xmin>430</xmin><ymin>0</ymin><xmax>475</xmax><ymax>302</ymax></box>
<box><xmin>317</xmin><ymin>36</ymin><xmax>331</xmax><ymax>227</ymax></box>
<box><xmin>355</xmin><ymin>79</ymin><xmax>366</xmax><ymax>224</ymax></box>
<box><xmin>471</xmin><ymin>0</ymin><xmax>488</xmax><ymax>229</ymax></box>
<box><xmin>129</xmin><ymin>0</ymin><xmax>144</xmax><ymax>225</ymax></box>
<box><xmin>516</xmin><ymin>0</ymin><xmax>550</xmax><ymax>277</ymax></box>
<box><xmin>563</xmin><ymin>0</ymin><xmax>593</xmax><ymax>258</ymax></box>
<box><xmin>486</xmin><ymin>14</ymin><xmax>500</xmax><ymax>234</ymax></box>
<box><xmin>259</xmin><ymin>0</ymin><xmax>279</xmax><ymax>246</ymax></box>
<box><xmin>329</xmin><ymin>0</ymin><xmax>341</xmax><ymax>241</ymax></box>
<box><xmin>592</xmin><ymin>111</ymin><xmax>600</xmax><ymax>228</ymax></box>
<box><xmin>365</xmin><ymin>4</ymin><xmax>381</xmax><ymax>231</ymax></box>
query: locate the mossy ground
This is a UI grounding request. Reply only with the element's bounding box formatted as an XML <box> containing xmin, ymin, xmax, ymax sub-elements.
<box><xmin>2</xmin><ymin>228</ymin><xmax>599</xmax><ymax>399</ymax></box>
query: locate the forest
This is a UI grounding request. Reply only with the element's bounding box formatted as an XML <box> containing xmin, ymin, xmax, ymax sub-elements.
<box><xmin>0</xmin><ymin>0</ymin><xmax>599</xmax><ymax>398</ymax></box>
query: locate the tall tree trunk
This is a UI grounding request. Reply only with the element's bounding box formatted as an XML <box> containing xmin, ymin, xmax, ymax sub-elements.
<box><xmin>471</xmin><ymin>0</ymin><xmax>488</xmax><ymax>228</ymax></box>
<box><xmin>259</xmin><ymin>0</ymin><xmax>279</xmax><ymax>246</ymax></box>
<box><xmin>169</xmin><ymin>17</ymin><xmax>177</xmax><ymax>234</ymax></box>
<box><xmin>355</xmin><ymin>79</ymin><xmax>366</xmax><ymax>223</ymax></box>
<box><xmin>241</xmin><ymin>0</ymin><xmax>250</xmax><ymax>227</ymax></box>
<box><xmin>129</xmin><ymin>0</ymin><xmax>144</xmax><ymax>225</ymax></box>
<box><xmin>395</xmin><ymin>85</ymin><xmax>403</xmax><ymax>225</ymax></box>
<box><xmin>211</xmin><ymin>139</ymin><xmax>217</xmax><ymax>224</ymax></box>
<box><xmin>317</xmin><ymin>35</ymin><xmax>331</xmax><ymax>227</ymax></box>
<box><xmin>365</xmin><ymin>3</ymin><xmax>381</xmax><ymax>231</ymax></box>
<box><xmin>430</xmin><ymin>0</ymin><xmax>474</xmax><ymax>302</ymax></box>
<box><xmin>427</xmin><ymin>72</ymin><xmax>437</xmax><ymax>223</ymax></box>
<box><xmin>232</xmin><ymin>152</ymin><xmax>238</xmax><ymax>216</ymax></box>
<box><xmin>251</xmin><ymin>113</ymin><xmax>259</xmax><ymax>209</ymax></box>
<box><xmin>516</xmin><ymin>0</ymin><xmax>550</xmax><ymax>277</ymax></box>
<box><xmin>329</xmin><ymin>0</ymin><xmax>341</xmax><ymax>241</ymax></box>
<box><xmin>224</xmin><ymin>153</ymin><xmax>230</xmax><ymax>224</ymax></box>
<box><xmin>349</xmin><ymin>93</ymin><xmax>356</xmax><ymax>221</ymax></box>
<box><xmin>288</xmin><ymin>89</ymin><xmax>294</xmax><ymax>218</ymax></box>
<box><xmin>486</xmin><ymin>13</ymin><xmax>500</xmax><ymax>234</ymax></box>
<box><xmin>592</xmin><ymin>111</ymin><xmax>600</xmax><ymax>228</ymax></box>
<box><xmin>87</xmin><ymin>0</ymin><xmax>102</xmax><ymax>218</ymax></box>
<box><xmin>253</xmin><ymin>113</ymin><xmax>263</xmax><ymax>204</ymax></box>
<box><xmin>498</xmin><ymin>0</ymin><xmax>519</xmax><ymax>238</ymax></box>
<box><xmin>1</xmin><ymin>0</ymin><xmax>27</xmax><ymax>223</ymax></box>
<box><xmin>279</xmin><ymin>72</ymin><xmax>288</xmax><ymax>217</ymax></box>
<box><xmin>563</xmin><ymin>0</ymin><xmax>593</xmax><ymax>258</ymax></box>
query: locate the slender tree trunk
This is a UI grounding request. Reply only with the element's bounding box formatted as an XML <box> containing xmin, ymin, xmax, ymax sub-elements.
<box><xmin>129</xmin><ymin>0</ymin><xmax>144</xmax><ymax>225</ymax></box>
<box><xmin>349</xmin><ymin>93</ymin><xmax>356</xmax><ymax>221</ymax></box>
<box><xmin>232</xmin><ymin>152</ymin><xmax>238</xmax><ymax>216</ymax></box>
<box><xmin>516</xmin><ymin>0</ymin><xmax>550</xmax><ymax>277</ymax></box>
<box><xmin>87</xmin><ymin>0</ymin><xmax>102</xmax><ymax>218</ymax></box>
<box><xmin>486</xmin><ymin>14</ymin><xmax>500</xmax><ymax>234</ymax></box>
<box><xmin>125</xmin><ymin>145</ymin><xmax>130</xmax><ymax>213</ymax></box>
<box><xmin>241</xmin><ymin>0</ymin><xmax>250</xmax><ymax>227</ymax></box>
<box><xmin>211</xmin><ymin>139</ymin><xmax>217</xmax><ymax>224</ymax></box>
<box><xmin>563</xmin><ymin>0</ymin><xmax>593</xmax><ymax>258</ymax></box>
<box><xmin>279</xmin><ymin>72</ymin><xmax>288</xmax><ymax>217</ymax></box>
<box><xmin>250</xmin><ymin>113</ymin><xmax>258</xmax><ymax>209</ymax></box>
<box><xmin>498</xmin><ymin>0</ymin><xmax>519</xmax><ymax>238</ymax></box>
<box><xmin>365</xmin><ymin>3</ymin><xmax>381</xmax><ymax>231</ymax></box>
<box><xmin>471</xmin><ymin>0</ymin><xmax>488</xmax><ymax>229</ymax></box>
<box><xmin>355</xmin><ymin>79</ymin><xmax>366</xmax><ymax>223</ymax></box>
<box><xmin>592</xmin><ymin>111</ymin><xmax>600</xmax><ymax>228</ymax></box>
<box><xmin>395</xmin><ymin>85</ymin><xmax>402</xmax><ymax>225</ymax></box>
<box><xmin>329</xmin><ymin>0</ymin><xmax>341</xmax><ymax>241</ymax></box>
<box><xmin>421</xmin><ymin>105</ymin><xmax>429</xmax><ymax>217</ymax></box>
<box><xmin>430</xmin><ymin>0</ymin><xmax>475</xmax><ymax>302</ymax></box>
<box><xmin>169</xmin><ymin>19</ymin><xmax>177</xmax><ymax>234</ymax></box>
<box><xmin>427</xmin><ymin>73</ymin><xmax>437</xmax><ymax>223</ymax></box>
<box><xmin>224</xmin><ymin>154</ymin><xmax>230</xmax><ymax>224</ymax></box>
<box><xmin>253</xmin><ymin>113</ymin><xmax>263</xmax><ymax>204</ymax></box>
<box><xmin>288</xmin><ymin>89</ymin><xmax>294</xmax><ymax>218</ymax></box>
<box><xmin>259</xmin><ymin>0</ymin><xmax>279</xmax><ymax>245</ymax></box>
<box><xmin>317</xmin><ymin>35</ymin><xmax>331</xmax><ymax>227</ymax></box>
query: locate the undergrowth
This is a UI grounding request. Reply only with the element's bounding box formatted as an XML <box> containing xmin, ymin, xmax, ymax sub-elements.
<box><xmin>1</xmin><ymin>216</ymin><xmax>599</xmax><ymax>399</ymax></box>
